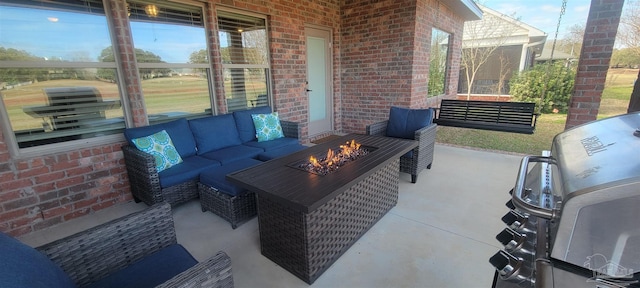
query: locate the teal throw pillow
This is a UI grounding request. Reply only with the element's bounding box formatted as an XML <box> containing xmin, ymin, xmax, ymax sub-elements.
<box><xmin>251</xmin><ymin>112</ymin><xmax>285</xmax><ymax>142</ymax></box>
<box><xmin>132</xmin><ymin>130</ymin><xmax>183</xmax><ymax>172</ymax></box>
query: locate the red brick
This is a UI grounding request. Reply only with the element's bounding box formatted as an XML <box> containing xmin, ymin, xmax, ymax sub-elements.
<box><xmin>42</xmin><ymin>204</ymin><xmax>72</xmax><ymax>219</ymax></box>
<box><xmin>0</xmin><ymin>178</ymin><xmax>32</xmax><ymax>192</ymax></box>
<box><xmin>56</xmin><ymin>176</ymin><xmax>84</xmax><ymax>189</ymax></box>
<box><xmin>52</xmin><ymin>160</ymin><xmax>80</xmax><ymax>171</ymax></box>
<box><xmin>35</xmin><ymin>171</ymin><xmax>65</xmax><ymax>184</ymax></box>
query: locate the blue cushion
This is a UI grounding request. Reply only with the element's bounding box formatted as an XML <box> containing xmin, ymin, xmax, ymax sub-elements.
<box><xmin>189</xmin><ymin>114</ymin><xmax>242</xmax><ymax>154</ymax></box>
<box><xmin>131</xmin><ymin>130</ymin><xmax>183</xmax><ymax>173</ymax></box>
<box><xmin>258</xmin><ymin>144</ymin><xmax>307</xmax><ymax>161</ymax></box>
<box><xmin>243</xmin><ymin>137</ymin><xmax>300</xmax><ymax>151</ymax></box>
<box><xmin>0</xmin><ymin>232</ymin><xmax>75</xmax><ymax>288</ymax></box>
<box><xmin>200</xmin><ymin>158</ymin><xmax>263</xmax><ymax>196</ymax></box>
<box><xmin>199</xmin><ymin>145</ymin><xmax>263</xmax><ymax>165</ymax></box>
<box><xmin>251</xmin><ymin>112</ymin><xmax>285</xmax><ymax>142</ymax></box>
<box><xmin>385</xmin><ymin>107</ymin><xmax>433</xmax><ymax>139</ymax></box>
<box><xmin>158</xmin><ymin>156</ymin><xmax>220</xmax><ymax>188</ymax></box>
<box><xmin>87</xmin><ymin>244</ymin><xmax>197</xmax><ymax>288</ymax></box>
<box><xmin>124</xmin><ymin>118</ymin><xmax>197</xmax><ymax>158</ymax></box>
<box><xmin>233</xmin><ymin>106</ymin><xmax>272</xmax><ymax>143</ymax></box>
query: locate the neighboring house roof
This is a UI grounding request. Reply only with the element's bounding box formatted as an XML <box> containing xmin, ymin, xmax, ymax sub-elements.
<box><xmin>462</xmin><ymin>4</ymin><xmax>547</xmax><ymax>49</ymax></box>
<box><xmin>536</xmin><ymin>45</ymin><xmax>577</xmax><ymax>61</ymax></box>
<box><xmin>443</xmin><ymin>0</ymin><xmax>483</xmax><ymax>21</ymax></box>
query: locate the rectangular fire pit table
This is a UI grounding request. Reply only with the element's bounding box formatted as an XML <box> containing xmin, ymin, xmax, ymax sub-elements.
<box><xmin>227</xmin><ymin>134</ymin><xmax>417</xmax><ymax>284</ymax></box>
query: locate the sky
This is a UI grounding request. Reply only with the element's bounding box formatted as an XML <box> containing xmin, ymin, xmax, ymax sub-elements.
<box><xmin>480</xmin><ymin>0</ymin><xmax>592</xmax><ymax>39</ymax></box>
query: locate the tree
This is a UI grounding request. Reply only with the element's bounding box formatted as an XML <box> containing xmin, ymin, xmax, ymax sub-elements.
<box><xmin>554</xmin><ymin>24</ymin><xmax>584</xmax><ymax>57</ymax></box>
<box><xmin>0</xmin><ymin>47</ymin><xmax>49</xmax><ymax>84</ymax></box>
<box><xmin>97</xmin><ymin>47</ymin><xmax>170</xmax><ymax>81</ymax></box>
<box><xmin>611</xmin><ymin>48</ymin><xmax>640</xmax><ymax>68</ymax></box>
<box><xmin>461</xmin><ymin>7</ymin><xmax>519</xmax><ymax>99</ymax></box>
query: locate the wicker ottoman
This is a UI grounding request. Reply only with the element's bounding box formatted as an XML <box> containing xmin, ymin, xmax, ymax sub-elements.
<box><xmin>198</xmin><ymin>158</ymin><xmax>262</xmax><ymax>229</ymax></box>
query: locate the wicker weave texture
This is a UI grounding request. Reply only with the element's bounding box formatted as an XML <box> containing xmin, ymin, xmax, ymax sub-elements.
<box><xmin>36</xmin><ymin>203</ymin><xmax>234</xmax><ymax>288</ymax></box>
<box><xmin>366</xmin><ymin>121</ymin><xmax>436</xmax><ymax>183</ymax></box>
<box><xmin>122</xmin><ymin>145</ymin><xmax>199</xmax><ymax>206</ymax></box>
<box><xmin>198</xmin><ymin>183</ymin><xmax>257</xmax><ymax>229</ymax></box>
<box><xmin>280</xmin><ymin>120</ymin><xmax>299</xmax><ymax>139</ymax></box>
<box><xmin>157</xmin><ymin>251</ymin><xmax>234</xmax><ymax>288</ymax></box>
<box><xmin>258</xmin><ymin>159</ymin><xmax>400</xmax><ymax>284</ymax></box>
<box><xmin>37</xmin><ymin>203</ymin><xmax>176</xmax><ymax>287</ymax></box>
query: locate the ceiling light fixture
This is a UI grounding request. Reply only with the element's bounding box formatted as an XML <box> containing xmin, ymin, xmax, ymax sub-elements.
<box><xmin>145</xmin><ymin>4</ymin><xmax>158</xmax><ymax>17</ymax></box>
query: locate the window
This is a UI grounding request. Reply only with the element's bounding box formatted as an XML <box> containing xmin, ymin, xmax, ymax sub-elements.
<box><xmin>217</xmin><ymin>10</ymin><xmax>270</xmax><ymax>112</ymax></box>
<box><xmin>428</xmin><ymin>28</ymin><xmax>451</xmax><ymax>97</ymax></box>
<box><xmin>0</xmin><ymin>0</ymin><xmax>124</xmax><ymax>151</ymax></box>
<box><xmin>128</xmin><ymin>1</ymin><xmax>212</xmax><ymax>122</ymax></box>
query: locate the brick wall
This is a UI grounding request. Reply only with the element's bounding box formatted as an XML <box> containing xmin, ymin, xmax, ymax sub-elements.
<box><xmin>0</xmin><ymin>0</ymin><xmax>342</xmax><ymax>237</ymax></box>
<box><xmin>0</xmin><ymin>0</ymin><xmax>465</xmax><ymax>236</ymax></box>
<box><xmin>565</xmin><ymin>0</ymin><xmax>623</xmax><ymax>128</ymax></box>
<box><xmin>340</xmin><ymin>0</ymin><xmax>465</xmax><ymax>133</ymax></box>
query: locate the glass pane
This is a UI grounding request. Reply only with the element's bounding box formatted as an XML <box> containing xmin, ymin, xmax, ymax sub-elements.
<box><xmin>1</xmin><ymin>68</ymin><xmax>124</xmax><ymax>148</ymax></box>
<box><xmin>429</xmin><ymin>28</ymin><xmax>450</xmax><ymax>97</ymax></box>
<box><xmin>130</xmin><ymin>21</ymin><xmax>207</xmax><ymax>64</ymax></box>
<box><xmin>223</xmin><ymin>68</ymin><xmax>268</xmax><ymax>112</ymax></box>
<box><xmin>0</xmin><ymin>4</ymin><xmax>110</xmax><ymax>62</ymax></box>
<box><xmin>308</xmin><ymin>36</ymin><xmax>326</xmax><ymax>122</ymax></box>
<box><xmin>0</xmin><ymin>1</ymin><xmax>125</xmax><ymax>149</ymax></box>
<box><xmin>218</xmin><ymin>12</ymin><xmax>268</xmax><ymax>65</ymax></box>
<box><xmin>129</xmin><ymin>1</ymin><xmax>211</xmax><ymax>119</ymax></box>
<box><xmin>140</xmin><ymin>68</ymin><xmax>212</xmax><ymax>123</ymax></box>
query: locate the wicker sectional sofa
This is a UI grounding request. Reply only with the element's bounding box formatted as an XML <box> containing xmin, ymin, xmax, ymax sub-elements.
<box><xmin>122</xmin><ymin>106</ymin><xmax>304</xmax><ymax>227</ymax></box>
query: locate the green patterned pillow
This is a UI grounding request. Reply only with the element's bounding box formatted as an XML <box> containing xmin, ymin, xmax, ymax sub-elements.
<box><xmin>131</xmin><ymin>130</ymin><xmax>183</xmax><ymax>172</ymax></box>
<box><xmin>251</xmin><ymin>112</ymin><xmax>285</xmax><ymax>142</ymax></box>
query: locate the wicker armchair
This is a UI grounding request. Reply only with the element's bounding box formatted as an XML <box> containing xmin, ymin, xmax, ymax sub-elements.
<box><xmin>366</xmin><ymin>119</ymin><xmax>436</xmax><ymax>183</ymax></box>
<box><xmin>35</xmin><ymin>203</ymin><xmax>234</xmax><ymax>288</ymax></box>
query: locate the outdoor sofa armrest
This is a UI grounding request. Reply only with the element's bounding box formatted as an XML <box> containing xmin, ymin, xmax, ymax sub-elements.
<box><xmin>280</xmin><ymin>120</ymin><xmax>300</xmax><ymax>139</ymax></box>
<box><xmin>365</xmin><ymin>120</ymin><xmax>388</xmax><ymax>137</ymax></box>
<box><xmin>157</xmin><ymin>251</ymin><xmax>234</xmax><ymax>288</ymax></box>
<box><xmin>121</xmin><ymin>144</ymin><xmax>164</xmax><ymax>205</ymax></box>
<box><xmin>36</xmin><ymin>203</ymin><xmax>177</xmax><ymax>287</ymax></box>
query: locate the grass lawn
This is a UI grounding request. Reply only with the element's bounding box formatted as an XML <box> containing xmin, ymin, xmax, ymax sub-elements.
<box><xmin>436</xmin><ymin>68</ymin><xmax>637</xmax><ymax>155</ymax></box>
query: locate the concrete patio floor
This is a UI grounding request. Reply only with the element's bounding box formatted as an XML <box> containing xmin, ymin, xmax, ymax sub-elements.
<box><xmin>20</xmin><ymin>144</ymin><xmax>525</xmax><ymax>288</ymax></box>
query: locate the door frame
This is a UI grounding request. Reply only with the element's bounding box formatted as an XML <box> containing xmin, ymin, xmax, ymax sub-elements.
<box><xmin>305</xmin><ymin>24</ymin><xmax>334</xmax><ymax>137</ymax></box>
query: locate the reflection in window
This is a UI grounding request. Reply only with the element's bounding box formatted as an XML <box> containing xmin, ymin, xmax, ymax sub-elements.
<box><xmin>0</xmin><ymin>0</ymin><xmax>125</xmax><ymax>149</ymax></box>
<box><xmin>218</xmin><ymin>11</ymin><xmax>270</xmax><ymax>112</ymax></box>
<box><xmin>128</xmin><ymin>1</ymin><xmax>211</xmax><ymax>121</ymax></box>
<box><xmin>428</xmin><ymin>28</ymin><xmax>451</xmax><ymax>97</ymax></box>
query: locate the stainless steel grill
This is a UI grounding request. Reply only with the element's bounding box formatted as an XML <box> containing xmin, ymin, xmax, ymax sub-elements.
<box><xmin>490</xmin><ymin>113</ymin><xmax>640</xmax><ymax>288</ymax></box>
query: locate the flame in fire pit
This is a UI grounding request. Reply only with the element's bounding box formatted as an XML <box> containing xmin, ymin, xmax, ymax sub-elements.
<box><xmin>299</xmin><ymin>140</ymin><xmax>369</xmax><ymax>175</ymax></box>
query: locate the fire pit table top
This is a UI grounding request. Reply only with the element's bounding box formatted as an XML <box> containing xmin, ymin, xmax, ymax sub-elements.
<box><xmin>227</xmin><ymin>134</ymin><xmax>417</xmax><ymax>213</ymax></box>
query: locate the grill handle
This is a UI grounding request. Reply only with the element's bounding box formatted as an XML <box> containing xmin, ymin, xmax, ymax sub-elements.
<box><xmin>512</xmin><ymin>155</ymin><xmax>557</xmax><ymax>219</ymax></box>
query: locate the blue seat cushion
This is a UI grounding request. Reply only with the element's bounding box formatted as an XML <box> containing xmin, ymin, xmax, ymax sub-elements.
<box><xmin>243</xmin><ymin>137</ymin><xmax>300</xmax><ymax>151</ymax></box>
<box><xmin>233</xmin><ymin>106</ymin><xmax>272</xmax><ymax>143</ymax></box>
<box><xmin>87</xmin><ymin>244</ymin><xmax>197</xmax><ymax>288</ymax></box>
<box><xmin>0</xmin><ymin>232</ymin><xmax>75</xmax><ymax>288</ymax></box>
<box><xmin>385</xmin><ymin>106</ymin><xmax>433</xmax><ymax>140</ymax></box>
<box><xmin>199</xmin><ymin>145</ymin><xmax>263</xmax><ymax>165</ymax></box>
<box><xmin>159</xmin><ymin>156</ymin><xmax>220</xmax><ymax>188</ymax></box>
<box><xmin>124</xmin><ymin>118</ymin><xmax>197</xmax><ymax>158</ymax></box>
<box><xmin>200</xmin><ymin>158</ymin><xmax>263</xmax><ymax>196</ymax></box>
<box><xmin>258</xmin><ymin>144</ymin><xmax>307</xmax><ymax>161</ymax></box>
<box><xmin>189</xmin><ymin>114</ymin><xmax>243</xmax><ymax>154</ymax></box>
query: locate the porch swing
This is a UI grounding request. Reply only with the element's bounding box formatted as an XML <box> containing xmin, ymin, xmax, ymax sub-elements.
<box><xmin>433</xmin><ymin>0</ymin><xmax>568</xmax><ymax>134</ymax></box>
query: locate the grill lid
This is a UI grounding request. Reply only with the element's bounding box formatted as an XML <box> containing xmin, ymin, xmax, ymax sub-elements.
<box><xmin>551</xmin><ymin>112</ymin><xmax>640</xmax><ymax>197</ymax></box>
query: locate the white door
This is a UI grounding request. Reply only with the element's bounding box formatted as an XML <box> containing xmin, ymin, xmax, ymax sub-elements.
<box><xmin>306</xmin><ymin>27</ymin><xmax>332</xmax><ymax>136</ymax></box>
